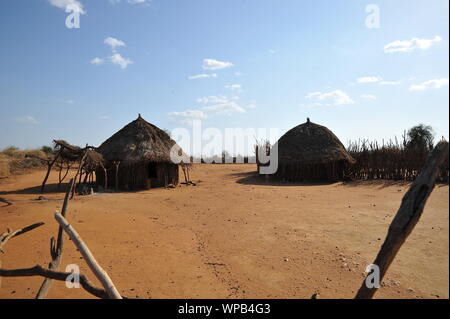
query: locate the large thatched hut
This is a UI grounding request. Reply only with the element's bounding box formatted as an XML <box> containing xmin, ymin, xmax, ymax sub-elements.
<box><xmin>273</xmin><ymin>118</ymin><xmax>355</xmax><ymax>181</ymax></box>
<box><xmin>96</xmin><ymin>115</ymin><xmax>183</xmax><ymax>190</ymax></box>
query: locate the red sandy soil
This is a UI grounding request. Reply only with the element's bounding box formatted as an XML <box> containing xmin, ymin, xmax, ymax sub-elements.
<box><xmin>0</xmin><ymin>164</ymin><xmax>448</xmax><ymax>299</ymax></box>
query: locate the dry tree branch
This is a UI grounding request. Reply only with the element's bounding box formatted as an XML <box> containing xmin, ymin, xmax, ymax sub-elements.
<box><xmin>54</xmin><ymin>211</ymin><xmax>122</xmax><ymax>299</ymax></box>
<box><xmin>355</xmin><ymin>140</ymin><xmax>449</xmax><ymax>299</ymax></box>
<box><xmin>36</xmin><ymin>178</ymin><xmax>74</xmax><ymax>299</ymax></box>
<box><xmin>0</xmin><ymin>265</ymin><xmax>128</xmax><ymax>299</ymax></box>
<box><xmin>0</xmin><ymin>222</ymin><xmax>45</xmax><ymax>254</ymax></box>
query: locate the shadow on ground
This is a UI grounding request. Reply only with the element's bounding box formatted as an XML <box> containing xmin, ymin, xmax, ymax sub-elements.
<box><xmin>230</xmin><ymin>171</ymin><xmax>337</xmax><ymax>186</ymax></box>
<box><xmin>0</xmin><ymin>182</ymin><xmax>70</xmax><ymax>196</ymax></box>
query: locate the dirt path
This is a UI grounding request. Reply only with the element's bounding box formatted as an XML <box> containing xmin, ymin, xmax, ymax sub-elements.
<box><xmin>0</xmin><ymin>164</ymin><xmax>448</xmax><ymax>299</ymax></box>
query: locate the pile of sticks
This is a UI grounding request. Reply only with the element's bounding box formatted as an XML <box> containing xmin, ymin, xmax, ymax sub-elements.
<box><xmin>0</xmin><ymin>178</ymin><xmax>124</xmax><ymax>299</ymax></box>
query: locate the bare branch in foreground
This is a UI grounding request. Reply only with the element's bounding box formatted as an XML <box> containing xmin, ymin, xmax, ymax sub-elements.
<box><xmin>36</xmin><ymin>178</ymin><xmax>74</xmax><ymax>299</ymax></box>
<box><xmin>355</xmin><ymin>140</ymin><xmax>449</xmax><ymax>299</ymax></box>
<box><xmin>54</xmin><ymin>211</ymin><xmax>122</xmax><ymax>299</ymax></box>
<box><xmin>0</xmin><ymin>222</ymin><xmax>45</xmax><ymax>254</ymax></box>
<box><xmin>0</xmin><ymin>265</ymin><xmax>128</xmax><ymax>299</ymax></box>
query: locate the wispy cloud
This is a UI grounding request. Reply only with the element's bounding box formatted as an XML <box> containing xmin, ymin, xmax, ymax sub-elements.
<box><xmin>90</xmin><ymin>57</ymin><xmax>104</xmax><ymax>65</ymax></box>
<box><xmin>305</xmin><ymin>90</ymin><xmax>354</xmax><ymax>106</ymax></box>
<box><xmin>188</xmin><ymin>73</ymin><xmax>217</xmax><ymax>80</ymax></box>
<box><xmin>202</xmin><ymin>58</ymin><xmax>233</xmax><ymax>70</ymax></box>
<box><xmin>409</xmin><ymin>78</ymin><xmax>449</xmax><ymax>91</ymax></box>
<box><xmin>65</xmin><ymin>99</ymin><xmax>75</xmax><ymax>104</ymax></box>
<box><xmin>357</xmin><ymin>76</ymin><xmax>381</xmax><ymax>83</ymax></box>
<box><xmin>169</xmin><ymin>95</ymin><xmax>248</xmax><ymax>124</ymax></box>
<box><xmin>168</xmin><ymin>109</ymin><xmax>208</xmax><ymax>124</ymax></box>
<box><xmin>110</xmin><ymin>53</ymin><xmax>133</xmax><ymax>69</ymax></box>
<box><xmin>356</xmin><ymin>76</ymin><xmax>401</xmax><ymax>86</ymax></box>
<box><xmin>384</xmin><ymin>35</ymin><xmax>442</xmax><ymax>53</ymax></box>
<box><xmin>360</xmin><ymin>94</ymin><xmax>376</xmax><ymax>100</ymax></box>
<box><xmin>104</xmin><ymin>37</ymin><xmax>126</xmax><ymax>50</ymax></box>
<box><xmin>48</xmin><ymin>0</ymin><xmax>86</xmax><ymax>14</ymax></box>
<box><xmin>225</xmin><ymin>84</ymin><xmax>242</xmax><ymax>92</ymax></box>
<box><xmin>15</xmin><ymin>115</ymin><xmax>38</xmax><ymax>124</ymax></box>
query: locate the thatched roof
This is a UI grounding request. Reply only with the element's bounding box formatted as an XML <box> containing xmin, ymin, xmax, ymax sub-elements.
<box><xmin>276</xmin><ymin>119</ymin><xmax>355</xmax><ymax>165</ymax></box>
<box><xmin>53</xmin><ymin>140</ymin><xmax>103</xmax><ymax>167</ymax></box>
<box><xmin>97</xmin><ymin>115</ymin><xmax>183</xmax><ymax>164</ymax></box>
<box><xmin>53</xmin><ymin>139</ymin><xmax>84</xmax><ymax>162</ymax></box>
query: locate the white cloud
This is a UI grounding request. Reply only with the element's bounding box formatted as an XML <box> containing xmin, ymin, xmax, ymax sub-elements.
<box><xmin>248</xmin><ymin>103</ymin><xmax>257</xmax><ymax>109</ymax></box>
<box><xmin>168</xmin><ymin>109</ymin><xmax>208</xmax><ymax>124</ymax></box>
<box><xmin>110</xmin><ymin>53</ymin><xmax>133</xmax><ymax>69</ymax></box>
<box><xmin>202</xmin><ymin>58</ymin><xmax>233</xmax><ymax>70</ymax></box>
<box><xmin>235</xmin><ymin>72</ymin><xmax>243</xmax><ymax>77</ymax></box>
<box><xmin>197</xmin><ymin>96</ymin><xmax>229</xmax><ymax>104</ymax></box>
<box><xmin>360</xmin><ymin>94</ymin><xmax>376</xmax><ymax>100</ymax></box>
<box><xmin>357</xmin><ymin>76</ymin><xmax>381</xmax><ymax>83</ymax></box>
<box><xmin>384</xmin><ymin>36</ymin><xmax>442</xmax><ymax>53</ymax></box>
<box><xmin>104</xmin><ymin>37</ymin><xmax>126</xmax><ymax>50</ymax></box>
<box><xmin>90</xmin><ymin>57</ymin><xmax>104</xmax><ymax>65</ymax></box>
<box><xmin>305</xmin><ymin>89</ymin><xmax>354</xmax><ymax>106</ymax></box>
<box><xmin>48</xmin><ymin>0</ymin><xmax>86</xmax><ymax>14</ymax></box>
<box><xmin>188</xmin><ymin>73</ymin><xmax>217</xmax><ymax>80</ymax></box>
<box><xmin>409</xmin><ymin>78</ymin><xmax>449</xmax><ymax>91</ymax></box>
<box><xmin>170</xmin><ymin>95</ymin><xmax>248</xmax><ymax>123</ymax></box>
<box><xmin>201</xmin><ymin>101</ymin><xmax>246</xmax><ymax>114</ymax></box>
<box><xmin>225</xmin><ymin>84</ymin><xmax>242</xmax><ymax>92</ymax></box>
<box><xmin>15</xmin><ymin>115</ymin><xmax>38</xmax><ymax>124</ymax></box>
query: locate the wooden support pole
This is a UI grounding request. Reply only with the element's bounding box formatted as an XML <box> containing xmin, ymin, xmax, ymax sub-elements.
<box><xmin>114</xmin><ymin>161</ymin><xmax>120</xmax><ymax>191</ymax></box>
<box><xmin>70</xmin><ymin>153</ymin><xmax>87</xmax><ymax>199</ymax></box>
<box><xmin>54</xmin><ymin>211</ymin><xmax>122</xmax><ymax>299</ymax></box>
<box><xmin>36</xmin><ymin>178</ymin><xmax>74</xmax><ymax>299</ymax></box>
<box><xmin>41</xmin><ymin>150</ymin><xmax>61</xmax><ymax>192</ymax></box>
<box><xmin>355</xmin><ymin>140</ymin><xmax>449</xmax><ymax>299</ymax></box>
<box><xmin>102</xmin><ymin>163</ymin><xmax>107</xmax><ymax>190</ymax></box>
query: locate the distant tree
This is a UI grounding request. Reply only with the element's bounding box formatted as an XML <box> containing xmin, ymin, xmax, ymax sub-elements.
<box><xmin>41</xmin><ymin>145</ymin><xmax>54</xmax><ymax>156</ymax></box>
<box><xmin>405</xmin><ymin>124</ymin><xmax>435</xmax><ymax>151</ymax></box>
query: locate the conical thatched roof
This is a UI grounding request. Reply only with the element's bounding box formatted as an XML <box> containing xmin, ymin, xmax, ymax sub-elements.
<box><xmin>97</xmin><ymin>115</ymin><xmax>182</xmax><ymax>164</ymax></box>
<box><xmin>276</xmin><ymin>119</ymin><xmax>355</xmax><ymax>165</ymax></box>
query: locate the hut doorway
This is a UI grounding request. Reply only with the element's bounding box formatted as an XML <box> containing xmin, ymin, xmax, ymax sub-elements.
<box><xmin>148</xmin><ymin>162</ymin><xmax>157</xmax><ymax>178</ymax></box>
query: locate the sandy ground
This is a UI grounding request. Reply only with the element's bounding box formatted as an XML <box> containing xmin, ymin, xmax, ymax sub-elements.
<box><xmin>0</xmin><ymin>164</ymin><xmax>448</xmax><ymax>299</ymax></box>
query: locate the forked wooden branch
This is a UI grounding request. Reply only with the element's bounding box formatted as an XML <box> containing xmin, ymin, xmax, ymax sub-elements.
<box><xmin>0</xmin><ymin>222</ymin><xmax>45</xmax><ymax>253</ymax></box>
<box><xmin>0</xmin><ymin>265</ymin><xmax>128</xmax><ymax>299</ymax></box>
<box><xmin>355</xmin><ymin>140</ymin><xmax>449</xmax><ymax>299</ymax></box>
<box><xmin>36</xmin><ymin>178</ymin><xmax>74</xmax><ymax>299</ymax></box>
<box><xmin>54</xmin><ymin>211</ymin><xmax>122</xmax><ymax>299</ymax></box>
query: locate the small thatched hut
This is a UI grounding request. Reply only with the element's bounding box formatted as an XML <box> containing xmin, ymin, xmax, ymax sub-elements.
<box><xmin>96</xmin><ymin>115</ymin><xmax>183</xmax><ymax>190</ymax></box>
<box><xmin>273</xmin><ymin>118</ymin><xmax>355</xmax><ymax>181</ymax></box>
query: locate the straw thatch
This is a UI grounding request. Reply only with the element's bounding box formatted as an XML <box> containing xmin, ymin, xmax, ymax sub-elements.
<box><xmin>277</xmin><ymin>119</ymin><xmax>355</xmax><ymax>165</ymax></box>
<box><xmin>97</xmin><ymin>114</ymin><xmax>179</xmax><ymax>165</ymax></box>
<box><xmin>272</xmin><ymin>119</ymin><xmax>355</xmax><ymax>181</ymax></box>
<box><xmin>53</xmin><ymin>140</ymin><xmax>84</xmax><ymax>162</ymax></box>
<box><xmin>96</xmin><ymin>115</ymin><xmax>183</xmax><ymax>190</ymax></box>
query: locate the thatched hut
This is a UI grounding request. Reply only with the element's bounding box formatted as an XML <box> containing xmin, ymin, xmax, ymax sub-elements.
<box><xmin>273</xmin><ymin>118</ymin><xmax>355</xmax><ymax>181</ymax></box>
<box><xmin>96</xmin><ymin>115</ymin><xmax>183</xmax><ymax>190</ymax></box>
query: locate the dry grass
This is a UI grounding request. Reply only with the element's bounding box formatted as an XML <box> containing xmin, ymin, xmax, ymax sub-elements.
<box><xmin>0</xmin><ymin>146</ymin><xmax>48</xmax><ymax>179</ymax></box>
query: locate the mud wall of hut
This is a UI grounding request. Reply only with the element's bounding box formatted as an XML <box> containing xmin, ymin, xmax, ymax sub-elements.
<box><xmin>273</xmin><ymin>160</ymin><xmax>349</xmax><ymax>182</ymax></box>
<box><xmin>96</xmin><ymin>162</ymin><xmax>179</xmax><ymax>190</ymax></box>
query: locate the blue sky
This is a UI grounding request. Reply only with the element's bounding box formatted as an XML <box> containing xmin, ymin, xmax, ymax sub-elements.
<box><xmin>0</xmin><ymin>0</ymin><xmax>448</xmax><ymax>155</ymax></box>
